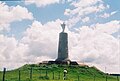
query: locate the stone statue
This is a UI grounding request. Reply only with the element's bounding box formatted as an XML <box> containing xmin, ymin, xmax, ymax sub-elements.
<box><xmin>56</xmin><ymin>22</ymin><xmax>70</xmax><ymax>63</ymax></box>
<box><xmin>61</xmin><ymin>22</ymin><xmax>66</xmax><ymax>32</ymax></box>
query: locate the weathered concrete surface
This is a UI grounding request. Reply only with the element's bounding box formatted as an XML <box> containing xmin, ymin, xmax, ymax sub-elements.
<box><xmin>56</xmin><ymin>32</ymin><xmax>70</xmax><ymax>62</ymax></box>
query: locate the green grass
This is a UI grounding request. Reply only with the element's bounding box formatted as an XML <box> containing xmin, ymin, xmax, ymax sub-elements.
<box><xmin>0</xmin><ymin>64</ymin><xmax>119</xmax><ymax>81</ymax></box>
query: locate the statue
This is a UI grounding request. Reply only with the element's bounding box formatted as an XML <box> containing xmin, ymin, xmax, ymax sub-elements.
<box><xmin>56</xmin><ymin>22</ymin><xmax>70</xmax><ymax>63</ymax></box>
<box><xmin>61</xmin><ymin>22</ymin><xmax>66</xmax><ymax>32</ymax></box>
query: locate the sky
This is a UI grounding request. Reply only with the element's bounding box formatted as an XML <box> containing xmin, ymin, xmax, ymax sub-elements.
<box><xmin>0</xmin><ymin>0</ymin><xmax>120</xmax><ymax>74</ymax></box>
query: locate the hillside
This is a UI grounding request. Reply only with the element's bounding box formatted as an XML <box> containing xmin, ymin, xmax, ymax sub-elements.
<box><xmin>0</xmin><ymin>64</ymin><xmax>118</xmax><ymax>81</ymax></box>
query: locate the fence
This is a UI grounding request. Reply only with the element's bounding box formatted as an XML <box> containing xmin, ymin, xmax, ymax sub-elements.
<box><xmin>0</xmin><ymin>65</ymin><xmax>119</xmax><ymax>81</ymax></box>
<box><xmin>0</xmin><ymin>67</ymin><xmax>68</xmax><ymax>81</ymax></box>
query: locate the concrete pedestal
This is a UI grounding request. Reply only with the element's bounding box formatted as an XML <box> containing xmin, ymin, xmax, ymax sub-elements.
<box><xmin>56</xmin><ymin>32</ymin><xmax>70</xmax><ymax>62</ymax></box>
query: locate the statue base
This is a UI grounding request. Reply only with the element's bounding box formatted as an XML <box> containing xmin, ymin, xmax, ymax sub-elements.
<box><xmin>47</xmin><ymin>60</ymin><xmax>78</xmax><ymax>65</ymax></box>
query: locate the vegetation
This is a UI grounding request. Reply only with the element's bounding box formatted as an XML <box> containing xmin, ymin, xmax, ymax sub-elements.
<box><xmin>0</xmin><ymin>64</ymin><xmax>118</xmax><ymax>81</ymax></box>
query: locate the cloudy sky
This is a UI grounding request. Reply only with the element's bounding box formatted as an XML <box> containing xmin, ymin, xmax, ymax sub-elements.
<box><xmin>0</xmin><ymin>0</ymin><xmax>120</xmax><ymax>74</ymax></box>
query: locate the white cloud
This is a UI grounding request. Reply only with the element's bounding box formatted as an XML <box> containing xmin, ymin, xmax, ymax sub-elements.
<box><xmin>0</xmin><ymin>2</ymin><xmax>33</xmax><ymax>31</ymax></box>
<box><xmin>64</xmin><ymin>0</ymin><xmax>109</xmax><ymax>27</ymax></box>
<box><xmin>0</xmin><ymin>35</ymin><xmax>29</xmax><ymax>70</ymax></box>
<box><xmin>21</xmin><ymin>19</ymin><xmax>62</xmax><ymax>58</ymax></box>
<box><xmin>25</xmin><ymin>0</ymin><xmax>59</xmax><ymax>7</ymax></box>
<box><xmin>64</xmin><ymin>9</ymin><xmax>71</xmax><ymax>16</ymax></box>
<box><xmin>71</xmin><ymin>0</ymin><xmax>103</xmax><ymax>8</ymax></box>
<box><xmin>69</xmin><ymin>25</ymin><xmax>119</xmax><ymax>73</ymax></box>
<box><xmin>0</xmin><ymin>33</ymin><xmax>52</xmax><ymax>70</ymax></box>
<box><xmin>25</xmin><ymin>0</ymin><xmax>73</xmax><ymax>7</ymax></box>
<box><xmin>99</xmin><ymin>13</ymin><xmax>110</xmax><ymax>18</ymax></box>
<box><xmin>111</xmin><ymin>11</ymin><xmax>118</xmax><ymax>15</ymax></box>
<box><xmin>99</xmin><ymin>11</ymin><xmax>118</xmax><ymax>18</ymax></box>
<box><xmin>82</xmin><ymin>17</ymin><xmax>90</xmax><ymax>23</ymax></box>
<box><xmin>94</xmin><ymin>20</ymin><xmax>120</xmax><ymax>34</ymax></box>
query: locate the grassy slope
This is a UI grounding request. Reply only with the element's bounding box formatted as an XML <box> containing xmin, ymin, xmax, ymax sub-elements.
<box><xmin>0</xmin><ymin>64</ymin><xmax>117</xmax><ymax>81</ymax></box>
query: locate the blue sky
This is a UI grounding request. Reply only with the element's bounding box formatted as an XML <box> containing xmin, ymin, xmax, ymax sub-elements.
<box><xmin>2</xmin><ymin>0</ymin><xmax>120</xmax><ymax>39</ymax></box>
<box><xmin>3</xmin><ymin>1</ymin><xmax>71</xmax><ymax>39</ymax></box>
<box><xmin>0</xmin><ymin>0</ymin><xmax>120</xmax><ymax>73</ymax></box>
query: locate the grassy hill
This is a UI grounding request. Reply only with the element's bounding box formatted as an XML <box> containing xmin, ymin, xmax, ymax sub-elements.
<box><xmin>0</xmin><ymin>64</ymin><xmax>118</xmax><ymax>81</ymax></box>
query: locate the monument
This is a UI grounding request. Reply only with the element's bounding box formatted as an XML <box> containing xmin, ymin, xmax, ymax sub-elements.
<box><xmin>55</xmin><ymin>22</ymin><xmax>70</xmax><ymax>63</ymax></box>
<box><xmin>47</xmin><ymin>22</ymin><xmax>78</xmax><ymax>65</ymax></box>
